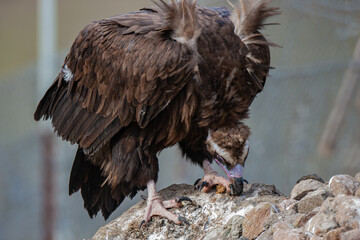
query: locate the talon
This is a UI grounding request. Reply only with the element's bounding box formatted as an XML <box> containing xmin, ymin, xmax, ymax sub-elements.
<box><xmin>175</xmin><ymin>196</ymin><xmax>192</xmax><ymax>204</ymax></box>
<box><xmin>230</xmin><ymin>184</ymin><xmax>235</xmax><ymax>196</ymax></box>
<box><xmin>194</xmin><ymin>178</ymin><xmax>201</xmax><ymax>189</ymax></box>
<box><xmin>178</xmin><ymin>216</ymin><xmax>190</xmax><ymax>225</ymax></box>
<box><xmin>243</xmin><ymin>178</ymin><xmax>249</xmax><ymax>184</ymax></box>
<box><xmin>199</xmin><ymin>181</ymin><xmax>209</xmax><ymax>192</ymax></box>
<box><xmin>139</xmin><ymin>220</ymin><xmax>146</xmax><ymax>229</ymax></box>
<box><xmin>140</xmin><ymin>195</ymin><xmax>147</xmax><ymax>201</ymax></box>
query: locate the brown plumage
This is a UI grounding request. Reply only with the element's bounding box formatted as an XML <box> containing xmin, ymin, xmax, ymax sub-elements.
<box><xmin>34</xmin><ymin>0</ymin><xmax>279</xmax><ymax>221</ymax></box>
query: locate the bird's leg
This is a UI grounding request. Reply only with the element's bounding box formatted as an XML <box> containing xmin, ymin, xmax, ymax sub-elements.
<box><xmin>140</xmin><ymin>180</ymin><xmax>191</xmax><ymax>228</ymax></box>
<box><xmin>195</xmin><ymin>160</ymin><xmax>232</xmax><ymax>193</ymax></box>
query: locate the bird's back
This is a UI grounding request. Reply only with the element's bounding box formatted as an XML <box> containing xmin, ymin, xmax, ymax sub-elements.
<box><xmin>191</xmin><ymin>6</ymin><xmax>273</xmax><ymax>129</ymax></box>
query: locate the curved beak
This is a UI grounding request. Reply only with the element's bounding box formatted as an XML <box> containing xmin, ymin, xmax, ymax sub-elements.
<box><xmin>214</xmin><ymin>156</ymin><xmax>244</xmax><ymax>196</ymax></box>
<box><xmin>229</xmin><ymin>177</ymin><xmax>244</xmax><ymax>196</ymax></box>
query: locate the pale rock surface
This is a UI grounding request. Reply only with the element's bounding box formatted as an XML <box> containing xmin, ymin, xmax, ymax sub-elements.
<box><xmin>355</xmin><ymin>173</ymin><xmax>360</xmax><ymax>183</ymax></box>
<box><xmin>329</xmin><ymin>174</ymin><xmax>359</xmax><ymax>196</ymax></box>
<box><xmin>278</xmin><ymin>199</ymin><xmax>298</xmax><ymax>212</ymax></box>
<box><xmin>334</xmin><ymin>195</ymin><xmax>360</xmax><ymax>229</ymax></box>
<box><xmin>242</xmin><ymin>202</ymin><xmax>274</xmax><ymax>239</ymax></box>
<box><xmin>309</xmin><ymin>236</ymin><xmax>323</xmax><ymax>240</ymax></box>
<box><xmin>340</xmin><ymin>229</ymin><xmax>360</xmax><ymax>240</ymax></box>
<box><xmin>296</xmin><ymin>186</ymin><xmax>331</xmax><ymax>214</ymax></box>
<box><xmin>323</xmin><ymin>227</ymin><xmax>347</xmax><ymax>240</ymax></box>
<box><xmin>292</xmin><ymin>209</ymin><xmax>318</xmax><ymax>228</ymax></box>
<box><xmin>90</xmin><ymin>172</ymin><xmax>360</xmax><ymax>240</ymax></box>
<box><xmin>272</xmin><ymin>221</ymin><xmax>306</xmax><ymax>240</ymax></box>
<box><xmin>290</xmin><ymin>179</ymin><xmax>325</xmax><ymax>200</ymax></box>
<box><xmin>90</xmin><ymin>183</ymin><xmax>284</xmax><ymax>240</ymax></box>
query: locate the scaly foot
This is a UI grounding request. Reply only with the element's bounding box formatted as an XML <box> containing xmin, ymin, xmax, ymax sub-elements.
<box><xmin>140</xmin><ymin>180</ymin><xmax>191</xmax><ymax>228</ymax></box>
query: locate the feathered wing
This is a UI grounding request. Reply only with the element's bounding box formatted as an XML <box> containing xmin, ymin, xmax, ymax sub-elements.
<box><xmin>34</xmin><ymin>0</ymin><xmax>200</xmax><ymax>155</ymax></box>
<box><xmin>34</xmin><ymin>0</ymin><xmax>201</xmax><ymax>219</ymax></box>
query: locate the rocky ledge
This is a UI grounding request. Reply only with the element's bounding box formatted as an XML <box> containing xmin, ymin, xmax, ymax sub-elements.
<box><xmin>90</xmin><ymin>172</ymin><xmax>360</xmax><ymax>240</ymax></box>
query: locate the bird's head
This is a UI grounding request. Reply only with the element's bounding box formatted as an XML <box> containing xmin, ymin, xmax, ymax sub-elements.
<box><xmin>205</xmin><ymin>124</ymin><xmax>250</xmax><ymax>195</ymax></box>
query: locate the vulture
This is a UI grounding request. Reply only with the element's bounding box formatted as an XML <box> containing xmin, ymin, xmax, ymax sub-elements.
<box><xmin>34</xmin><ymin>0</ymin><xmax>279</xmax><ymax>226</ymax></box>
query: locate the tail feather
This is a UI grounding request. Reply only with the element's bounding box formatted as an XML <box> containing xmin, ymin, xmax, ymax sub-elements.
<box><xmin>69</xmin><ymin>147</ymin><xmax>139</xmax><ymax>220</ymax></box>
<box><xmin>70</xmin><ymin>147</ymin><xmax>118</xmax><ymax>219</ymax></box>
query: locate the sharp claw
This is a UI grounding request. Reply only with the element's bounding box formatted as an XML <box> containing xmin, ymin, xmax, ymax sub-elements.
<box><xmin>139</xmin><ymin>220</ymin><xmax>146</xmax><ymax>229</ymax></box>
<box><xmin>230</xmin><ymin>184</ymin><xmax>234</xmax><ymax>196</ymax></box>
<box><xmin>140</xmin><ymin>195</ymin><xmax>147</xmax><ymax>201</ymax></box>
<box><xmin>194</xmin><ymin>178</ymin><xmax>201</xmax><ymax>189</ymax></box>
<box><xmin>243</xmin><ymin>179</ymin><xmax>249</xmax><ymax>184</ymax></box>
<box><xmin>178</xmin><ymin>216</ymin><xmax>190</xmax><ymax>225</ymax></box>
<box><xmin>176</xmin><ymin>196</ymin><xmax>192</xmax><ymax>204</ymax></box>
<box><xmin>199</xmin><ymin>181</ymin><xmax>209</xmax><ymax>192</ymax></box>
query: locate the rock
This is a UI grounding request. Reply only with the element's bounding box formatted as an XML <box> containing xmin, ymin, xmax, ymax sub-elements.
<box><xmin>296</xmin><ymin>174</ymin><xmax>325</xmax><ymax>184</ymax></box>
<box><xmin>245</xmin><ymin>183</ymin><xmax>284</xmax><ymax>197</ymax></box>
<box><xmin>273</xmin><ymin>228</ymin><xmax>306</xmax><ymax>240</ymax></box>
<box><xmin>292</xmin><ymin>210</ymin><xmax>318</xmax><ymax>228</ymax></box>
<box><xmin>309</xmin><ymin>236</ymin><xmax>324</xmax><ymax>240</ymax></box>
<box><xmin>273</xmin><ymin>221</ymin><xmax>292</xmax><ymax>232</ymax></box>
<box><xmin>329</xmin><ymin>174</ymin><xmax>358</xmax><ymax>196</ymax></box>
<box><xmin>272</xmin><ymin>221</ymin><xmax>306</xmax><ymax>240</ymax></box>
<box><xmin>90</xmin><ymin>174</ymin><xmax>360</xmax><ymax>240</ymax></box>
<box><xmin>304</xmin><ymin>197</ymin><xmax>338</xmax><ymax>236</ymax></box>
<box><xmin>291</xmin><ymin>179</ymin><xmax>325</xmax><ymax>200</ymax></box>
<box><xmin>257</xmin><ymin>231</ymin><xmax>273</xmax><ymax>240</ymax></box>
<box><xmin>323</xmin><ymin>227</ymin><xmax>347</xmax><ymax>240</ymax></box>
<box><xmin>355</xmin><ymin>172</ymin><xmax>360</xmax><ymax>182</ymax></box>
<box><xmin>297</xmin><ymin>187</ymin><xmax>331</xmax><ymax>214</ymax></box>
<box><xmin>356</xmin><ymin>188</ymin><xmax>360</xmax><ymax>197</ymax></box>
<box><xmin>305</xmin><ymin>194</ymin><xmax>360</xmax><ymax>237</ymax></box>
<box><xmin>340</xmin><ymin>229</ymin><xmax>360</xmax><ymax>240</ymax></box>
<box><xmin>278</xmin><ymin>199</ymin><xmax>298</xmax><ymax>212</ymax></box>
<box><xmin>90</xmin><ymin>183</ymin><xmax>283</xmax><ymax>240</ymax></box>
<box><xmin>305</xmin><ymin>212</ymin><xmax>338</xmax><ymax>236</ymax></box>
<box><xmin>242</xmin><ymin>202</ymin><xmax>273</xmax><ymax>239</ymax></box>
<box><xmin>334</xmin><ymin>195</ymin><xmax>360</xmax><ymax>229</ymax></box>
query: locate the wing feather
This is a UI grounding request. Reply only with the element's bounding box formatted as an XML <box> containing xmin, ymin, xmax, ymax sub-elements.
<box><xmin>34</xmin><ymin>1</ymin><xmax>200</xmax><ymax>154</ymax></box>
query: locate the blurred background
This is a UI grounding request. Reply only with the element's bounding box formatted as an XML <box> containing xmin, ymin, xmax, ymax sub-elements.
<box><xmin>0</xmin><ymin>0</ymin><xmax>359</xmax><ymax>239</ymax></box>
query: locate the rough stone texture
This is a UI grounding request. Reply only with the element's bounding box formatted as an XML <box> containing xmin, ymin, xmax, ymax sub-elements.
<box><xmin>355</xmin><ymin>173</ymin><xmax>360</xmax><ymax>183</ymax></box>
<box><xmin>305</xmin><ymin>194</ymin><xmax>360</xmax><ymax>237</ymax></box>
<box><xmin>242</xmin><ymin>202</ymin><xmax>273</xmax><ymax>239</ymax></box>
<box><xmin>273</xmin><ymin>221</ymin><xmax>306</xmax><ymax>240</ymax></box>
<box><xmin>304</xmin><ymin>209</ymin><xmax>338</xmax><ymax>237</ymax></box>
<box><xmin>275</xmin><ymin>229</ymin><xmax>307</xmax><ymax>240</ymax></box>
<box><xmin>340</xmin><ymin>229</ymin><xmax>360</xmax><ymax>240</ymax></box>
<box><xmin>90</xmin><ymin>172</ymin><xmax>360</xmax><ymax>240</ymax></box>
<box><xmin>334</xmin><ymin>195</ymin><xmax>360</xmax><ymax>229</ymax></box>
<box><xmin>292</xmin><ymin>210</ymin><xmax>318</xmax><ymax>228</ymax></box>
<box><xmin>329</xmin><ymin>174</ymin><xmax>359</xmax><ymax>196</ymax></box>
<box><xmin>90</xmin><ymin>183</ymin><xmax>284</xmax><ymax>240</ymax></box>
<box><xmin>291</xmin><ymin>179</ymin><xmax>325</xmax><ymax>200</ymax></box>
<box><xmin>323</xmin><ymin>227</ymin><xmax>347</xmax><ymax>240</ymax></box>
<box><xmin>297</xmin><ymin>187</ymin><xmax>331</xmax><ymax>213</ymax></box>
<box><xmin>278</xmin><ymin>199</ymin><xmax>298</xmax><ymax>212</ymax></box>
<box><xmin>356</xmin><ymin>188</ymin><xmax>360</xmax><ymax>198</ymax></box>
<box><xmin>296</xmin><ymin>174</ymin><xmax>325</xmax><ymax>184</ymax></box>
<box><xmin>309</xmin><ymin>235</ymin><xmax>324</xmax><ymax>240</ymax></box>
